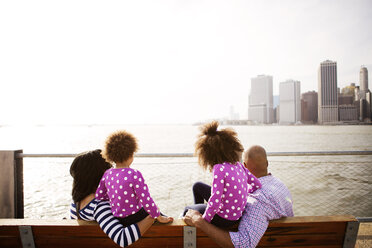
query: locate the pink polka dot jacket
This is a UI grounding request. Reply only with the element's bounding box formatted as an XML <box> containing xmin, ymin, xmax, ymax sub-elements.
<box><xmin>203</xmin><ymin>162</ymin><xmax>262</xmax><ymax>222</ymax></box>
<box><xmin>95</xmin><ymin>168</ymin><xmax>160</xmax><ymax>219</ymax></box>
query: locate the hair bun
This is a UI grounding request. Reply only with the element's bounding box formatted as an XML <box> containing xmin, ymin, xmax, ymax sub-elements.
<box><xmin>201</xmin><ymin>121</ymin><xmax>219</xmax><ymax>136</ymax></box>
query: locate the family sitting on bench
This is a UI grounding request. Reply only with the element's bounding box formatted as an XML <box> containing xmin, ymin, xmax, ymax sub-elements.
<box><xmin>69</xmin><ymin>121</ymin><xmax>294</xmax><ymax>248</ymax></box>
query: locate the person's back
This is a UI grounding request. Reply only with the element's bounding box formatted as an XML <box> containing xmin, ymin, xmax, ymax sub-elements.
<box><xmin>230</xmin><ymin>174</ymin><xmax>293</xmax><ymax>248</ymax></box>
<box><xmin>229</xmin><ymin>146</ymin><xmax>294</xmax><ymax>248</ymax></box>
<box><xmin>255</xmin><ymin>175</ymin><xmax>294</xmax><ymax>219</ymax></box>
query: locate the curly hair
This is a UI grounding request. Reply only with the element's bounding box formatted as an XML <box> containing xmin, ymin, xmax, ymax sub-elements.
<box><xmin>102</xmin><ymin>130</ymin><xmax>138</xmax><ymax>164</ymax></box>
<box><xmin>195</xmin><ymin>121</ymin><xmax>243</xmax><ymax>171</ymax></box>
<box><xmin>70</xmin><ymin>149</ymin><xmax>112</xmax><ymax>203</ymax></box>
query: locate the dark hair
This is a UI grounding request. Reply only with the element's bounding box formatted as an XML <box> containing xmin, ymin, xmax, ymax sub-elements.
<box><xmin>70</xmin><ymin>149</ymin><xmax>112</xmax><ymax>203</ymax></box>
<box><xmin>195</xmin><ymin>121</ymin><xmax>244</xmax><ymax>171</ymax></box>
<box><xmin>102</xmin><ymin>130</ymin><xmax>138</xmax><ymax>163</ymax></box>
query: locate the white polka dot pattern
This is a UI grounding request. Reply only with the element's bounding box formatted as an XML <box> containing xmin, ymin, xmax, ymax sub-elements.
<box><xmin>202</xmin><ymin>162</ymin><xmax>262</xmax><ymax>223</ymax></box>
<box><xmin>95</xmin><ymin>168</ymin><xmax>160</xmax><ymax>219</ymax></box>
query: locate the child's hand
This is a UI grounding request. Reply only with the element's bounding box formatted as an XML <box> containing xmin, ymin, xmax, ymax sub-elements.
<box><xmin>156</xmin><ymin>215</ymin><xmax>174</xmax><ymax>224</ymax></box>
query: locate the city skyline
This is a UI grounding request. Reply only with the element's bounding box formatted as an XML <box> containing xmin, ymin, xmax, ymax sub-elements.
<box><xmin>1</xmin><ymin>1</ymin><xmax>372</xmax><ymax>125</ymax></box>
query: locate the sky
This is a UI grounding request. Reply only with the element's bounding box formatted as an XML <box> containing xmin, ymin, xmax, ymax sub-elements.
<box><xmin>0</xmin><ymin>0</ymin><xmax>371</xmax><ymax>125</ymax></box>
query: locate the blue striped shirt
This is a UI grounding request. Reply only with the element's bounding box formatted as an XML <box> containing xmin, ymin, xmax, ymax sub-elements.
<box><xmin>70</xmin><ymin>198</ymin><xmax>141</xmax><ymax>247</ymax></box>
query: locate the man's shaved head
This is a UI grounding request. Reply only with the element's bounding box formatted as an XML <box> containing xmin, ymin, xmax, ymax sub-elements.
<box><xmin>243</xmin><ymin>145</ymin><xmax>268</xmax><ymax>178</ymax></box>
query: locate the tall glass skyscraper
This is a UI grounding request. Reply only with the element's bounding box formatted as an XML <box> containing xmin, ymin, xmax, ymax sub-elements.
<box><xmin>318</xmin><ymin>60</ymin><xmax>339</xmax><ymax>123</ymax></box>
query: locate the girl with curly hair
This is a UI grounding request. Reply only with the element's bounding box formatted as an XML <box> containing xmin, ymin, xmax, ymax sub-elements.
<box><xmin>70</xmin><ymin>149</ymin><xmax>155</xmax><ymax>247</ymax></box>
<box><xmin>187</xmin><ymin>121</ymin><xmax>262</xmax><ymax>228</ymax></box>
<box><xmin>95</xmin><ymin>130</ymin><xmax>172</xmax><ymax>226</ymax></box>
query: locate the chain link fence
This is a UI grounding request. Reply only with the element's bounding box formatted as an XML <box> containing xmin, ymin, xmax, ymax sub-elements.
<box><xmin>23</xmin><ymin>154</ymin><xmax>372</xmax><ymax>219</ymax></box>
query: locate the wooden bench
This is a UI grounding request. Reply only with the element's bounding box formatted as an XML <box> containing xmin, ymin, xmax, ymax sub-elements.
<box><xmin>0</xmin><ymin>215</ymin><xmax>359</xmax><ymax>248</ymax></box>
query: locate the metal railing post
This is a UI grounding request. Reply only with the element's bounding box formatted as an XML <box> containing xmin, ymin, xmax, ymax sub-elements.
<box><xmin>0</xmin><ymin>150</ymin><xmax>24</xmax><ymax>218</ymax></box>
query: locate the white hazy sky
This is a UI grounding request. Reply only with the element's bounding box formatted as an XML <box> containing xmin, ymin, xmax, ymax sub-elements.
<box><xmin>1</xmin><ymin>0</ymin><xmax>371</xmax><ymax>125</ymax></box>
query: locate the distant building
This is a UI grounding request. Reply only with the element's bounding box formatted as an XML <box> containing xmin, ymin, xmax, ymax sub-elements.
<box><xmin>279</xmin><ymin>80</ymin><xmax>301</xmax><ymax>124</ymax></box>
<box><xmin>301</xmin><ymin>91</ymin><xmax>318</xmax><ymax>124</ymax></box>
<box><xmin>359</xmin><ymin>66</ymin><xmax>371</xmax><ymax>121</ymax></box>
<box><xmin>360</xmin><ymin>66</ymin><xmax>368</xmax><ymax>98</ymax></box>
<box><xmin>273</xmin><ymin>106</ymin><xmax>278</xmax><ymax>123</ymax></box>
<box><xmin>338</xmin><ymin>83</ymin><xmax>360</xmax><ymax>122</ymax></box>
<box><xmin>273</xmin><ymin>95</ymin><xmax>279</xmax><ymax>109</ymax></box>
<box><xmin>341</xmin><ymin>83</ymin><xmax>356</xmax><ymax>98</ymax></box>
<box><xmin>339</xmin><ymin>105</ymin><xmax>358</xmax><ymax>122</ymax></box>
<box><xmin>318</xmin><ymin>60</ymin><xmax>339</xmax><ymax>123</ymax></box>
<box><xmin>365</xmin><ymin>91</ymin><xmax>372</xmax><ymax>121</ymax></box>
<box><xmin>248</xmin><ymin>75</ymin><xmax>274</xmax><ymax>124</ymax></box>
<box><xmin>355</xmin><ymin>86</ymin><xmax>360</xmax><ymax>101</ymax></box>
<box><xmin>338</xmin><ymin>95</ymin><xmax>354</xmax><ymax>105</ymax></box>
<box><xmin>229</xmin><ymin>106</ymin><xmax>239</xmax><ymax>120</ymax></box>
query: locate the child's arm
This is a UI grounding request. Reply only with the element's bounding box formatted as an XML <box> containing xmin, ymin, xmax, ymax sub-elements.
<box><xmin>93</xmin><ymin>200</ymin><xmax>141</xmax><ymax>247</ymax></box>
<box><xmin>95</xmin><ymin>173</ymin><xmax>109</xmax><ymax>201</ymax></box>
<box><xmin>203</xmin><ymin>164</ymin><xmax>225</xmax><ymax>223</ymax></box>
<box><xmin>244</xmin><ymin>166</ymin><xmax>262</xmax><ymax>193</ymax></box>
<box><xmin>132</xmin><ymin>170</ymin><xmax>160</xmax><ymax>218</ymax></box>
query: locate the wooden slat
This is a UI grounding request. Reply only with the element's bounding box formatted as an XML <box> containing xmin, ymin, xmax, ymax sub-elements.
<box><xmin>0</xmin><ymin>225</ymin><xmax>21</xmax><ymax>248</ymax></box>
<box><xmin>196</xmin><ymin>237</ymin><xmax>221</xmax><ymax>248</ymax></box>
<box><xmin>32</xmin><ymin>225</ymin><xmax>108</xmax><ymax>237</ymax></box>
<box><xmin>264</xmin><ymin>222</ymin><xmax>347</xmax><ymax>235</ymax></box>
<box><xmin>0</xmin><ymin>215</ymin><xmax>356</xmax><ymax>226</ymax></box>
<box><xmin>268</xmin><ymin>215</ymin><xmax>357</xmax><ymax>224</ymax></box>
<box><xmin>141</xmin><ymin>225</ymin><xmax>184</xmax><ymax>237</ymax></box>
<box><xmin>0</xmin><ymin>225</ymin><xmax>19</xmax><ymax>236</ymax></box>
<box><xmin>259</xmin><ymin>246</ymin><xmax>342</xmax><ymax>248</ymax></box>
<box><xmin>30</xmin><ymin>224</ymin><xmax>185</xmax><ymax>238</ymax></box>
<box><xmin>258</xmin><ymin>233</ymin><xmax>345</xmax><ymax>246</ymax></box>
<box><xmin>258</xmin><ymin>219</ymin><xmax>348</xmax><ymax>247</ymax></box>
<box><xmin>0</xmin><ymin>216</ymin><xmax>357</xmax><ymax>248</ymax></box>
<box><xmin>33</xmin><ymin>237</ymin><xmax>121</xmax><ymax>248</ymax></box>
<box><xmin>0</xmin><ymin>238</ymin><xmax>22</xmax><ymax>248</ymax></box>
<box><xmin>131</xmin><ymin>237</ymin><xmax>183</xmax><ymax>248</ymax></box>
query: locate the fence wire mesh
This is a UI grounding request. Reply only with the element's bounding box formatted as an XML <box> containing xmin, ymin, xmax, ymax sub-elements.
<box><xmin>23</xmin><ymin>155</ymin><xmax>372</xmax><ymax>219</ymax></box>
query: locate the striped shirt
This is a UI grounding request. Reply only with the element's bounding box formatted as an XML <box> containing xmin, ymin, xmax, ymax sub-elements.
<box><xmin>229</xmin><ymin>175</ymin><xmax>294</xmax><ymax>248</ymax></box>
<box><xmin>70</xmin><ymin>198</ymin><xmax>141</xmax><ymax>247</ymax></box>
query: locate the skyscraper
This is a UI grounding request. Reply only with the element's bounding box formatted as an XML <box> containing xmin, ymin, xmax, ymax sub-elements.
<box><xmin>318</xmin><ymin>60</ymin><xmax>339</xmax><ymax>123</ymax></box>
<box><xmin>359</xmin><ymin>66</ymin><xmax>371</xmax><ymax>121</ymax></box>
<box><xmin>301</xmin><ymin>91</ymin><xmax>318</xmax><ymax>124</ymax></box>
<box><xmin>279</xmin><ymin>80</ymin><xmax>301</xmax><ymax>124</ymax></box>
<box><xmin>360</xmin><ymin>66</ymin><xmax>368</xmax><ymax>99</ymax></box>
<box><xmin>248</xmin><ymin>75</ymin><xmax>274</xmax><ymax>124</ymax></box>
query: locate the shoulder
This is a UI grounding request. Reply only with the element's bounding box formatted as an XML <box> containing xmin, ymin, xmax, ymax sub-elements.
<box><xmin>104</xmin><ymin>168</ymin><xmax>115</xmax><ymax>178</ymax></box>
<box><xmin>124</xmin><ymin>168</ymin><xmax>141</xmax><ymax>176</ymax></box>
<box><xmin>212</xmin><ymin>163</ymin><xmax>225</xmax><ymax>173</ymax></box>
<box><xmin>260</xmin><ymin>175</ymin><xmax>292</xmax><ymax>199</ymax></box>
<box><xmin>131</xmin><ymin>168</ymin><xmax>144</xmax><ymax>179</ymax></box>
<box><xmin>262</xmin><ymin>175</ymin><xmax>287</xmax><ymax>189</ymax></box>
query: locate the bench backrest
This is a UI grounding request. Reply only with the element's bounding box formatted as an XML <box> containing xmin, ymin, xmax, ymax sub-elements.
<box><xmin>0</xmin><ymin>215</ymin><xmax>359</xmax><ymax>248</ymax></box>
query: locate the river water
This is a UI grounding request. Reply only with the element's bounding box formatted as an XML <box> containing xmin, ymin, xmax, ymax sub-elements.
<box><xmin>0</xmin><ymin>124</ymin><xmax>371</xmax><ymax>218</ymax></box>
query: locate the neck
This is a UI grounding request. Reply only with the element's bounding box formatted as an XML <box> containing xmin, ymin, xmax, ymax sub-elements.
<box><xmin>115</xmin><ymin>160</ymin><xmax>131</xmax><ymax>168</ymax></box>
<box><xmin>255</xmin><ymin>170</ymin><xmax>269</xmax><ymax>178</ymax></box>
